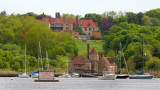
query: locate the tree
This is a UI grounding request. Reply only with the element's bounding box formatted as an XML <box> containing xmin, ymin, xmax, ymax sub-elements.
<box><xmin>0</xmin><ymin>10</ymin><xmax>7</xmax><ymax>16</ymax></box>
<box><xmin>62</xmin><ymin>13</ymin><xmax>76</xmax><ymax>19</ymax></box>
<box><xmin>102</xmin><ymin>11</ymin><xmax>117</xmax><ymax>19</ymax></box>
<box><xmin>145</xmin><ymin>8</ymin><xmax>160</xmax><ymax>20</ymax></box>
<box><xmin>100</xmin><ymin>17</ymin><xmax>114</xmax><ymax>31</ymax></box>
<box><xmin>82</xmin><ymin>13</ymin><xmax>102</xmax><ymax>27</ymax></box>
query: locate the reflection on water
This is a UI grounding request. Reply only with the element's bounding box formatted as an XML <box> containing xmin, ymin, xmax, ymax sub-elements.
<box><xmin>0</xmin><ymin>77</ymin><xmax>160</xmax><ymax>90</ymax></box>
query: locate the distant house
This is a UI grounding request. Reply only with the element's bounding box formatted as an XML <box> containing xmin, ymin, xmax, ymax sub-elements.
<box><xmin>69</xmin><ymin>44</ymin><xmax>117</xmax><ymax>74</ymax></box>
<box><xmin>69</xmin><ymin>56</ymin><xmax>91</xmax><ymax>73</ymax></box>
<box><xmin>38</xmin><ymin>12</ymin><xmax>99</xmax><ymax>36</ymax></box>
<box><xmin>98</xmin><ymin>57</ymin><xmax>117</xmax><ymax>74</ymax></box>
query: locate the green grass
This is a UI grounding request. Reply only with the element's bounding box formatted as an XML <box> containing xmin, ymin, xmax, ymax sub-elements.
<box><xmin>76</xmin><ymin>40</ymin><xmax>105</xmax><ymax>57</ymax></box>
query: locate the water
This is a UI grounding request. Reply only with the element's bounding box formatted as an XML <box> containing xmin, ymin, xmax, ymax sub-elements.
<box><xmin>0</xmin><ymin>77</ymin><xmax>160</xmax><ymax>90</ymax></box>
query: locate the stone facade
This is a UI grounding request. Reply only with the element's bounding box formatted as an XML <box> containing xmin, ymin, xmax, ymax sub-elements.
<box><xmin>98</xmin><ymin>57</ymin><xmax>117</xmax><ymax>75</ymax></box>
<box><xmin>38</xmin><ymin>13</ymin><xmax>99</xmax><ymax>36</ymax></box>
<box><xmin>69</xmin><ymin>47</ymin><xmax>117</xmax><ymax>74</ymax></box>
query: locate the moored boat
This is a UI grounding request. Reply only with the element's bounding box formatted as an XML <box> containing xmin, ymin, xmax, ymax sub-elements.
<box><xmin>98</xmin><ymin>71</ymin><xmax>116</xmax><ymax>80</ymax></box>
<box><xmin>19</xmin><ymin>45</ymin><xmax>30</xmax><ymax>78</ymax></box>
<box><xmin>116</xmin><ymin>74</ymin><xmax>129</xmax><ymax>79</ymax></box>
<box><xmin>129</xmin><ymin>73</ymin><xmax>153</xmax><ymax>79</ymax></box>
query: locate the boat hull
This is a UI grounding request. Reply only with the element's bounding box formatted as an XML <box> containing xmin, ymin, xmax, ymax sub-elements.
<box><xmin>98</xmin><ymin>75</ymin><xmax>116</xmax><ymax>80</ymax></box>
<box><xmin>129</xmin><ymin>75</ymin><xmax>153</xmax><ymax>79</ymax></box>
<box><xmin>19</xmin><ymin>73</ymin><xmax>30</xmax><ymax>78</ymax></box>
<box><xmin>31</xmin><ymin>73</ymin><xmax>38</xmax><ymax>78</ymax></box>
<box><xmin>116</xmin><ymin>74</ymin><xmax>129</xmax><ymax>79</ymax></box>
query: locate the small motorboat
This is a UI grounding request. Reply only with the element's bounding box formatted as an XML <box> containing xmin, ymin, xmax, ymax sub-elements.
<box><xmin>71</xmin><ymin>73</ymin><xmax>79</xmax><ymax>78</ymax></box>
<box><xmin>98</xmin><ymin>71</ymin><xmax>116</xmax><ymax>80</ymax></box>
<box><xmin>19</xmin><ymin>73</ymin><xmax>30</xmax><ymax>78</ymax></box>
<box><xmin>58</xmin><ymin>73</ymin><xmax>71</xmax><ymax>78</ymax></box>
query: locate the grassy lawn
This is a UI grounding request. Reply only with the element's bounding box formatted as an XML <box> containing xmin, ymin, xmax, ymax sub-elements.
<box><xmin>76</xmin><ymin>40</ymin><xmax>105</xmax><ymax>57</ymax></box>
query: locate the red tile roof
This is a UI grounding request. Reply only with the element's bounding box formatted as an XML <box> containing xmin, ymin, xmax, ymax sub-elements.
<box><xmin>80</xmin><ymin>20</ymin><xmax>97</xmax><ymax>27</ymax></box>
<box><xmin>102</xmin><ymin>57</ymin><xmax>116</xmax><ymax>66</ymax></box>
<box><xmin>92</xmin><ymin>31</ymin><xmax>102</xmax><ymax>39</ymax></box>
<box><xmin>89</xmin><ymin>48</ymin><xmax>98</xmax><ymax>55</ymax></box>
<box><xmin>38</xmin><ymin>17</ymin><xmax>97</xmax><ymax>27</ymax></box>
<box><xmin>70</xmin><ymin>56</ymin><xmax>90</xmax><ymax>64</ymax></box>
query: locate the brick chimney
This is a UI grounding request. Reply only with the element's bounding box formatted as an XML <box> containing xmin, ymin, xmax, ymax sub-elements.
<box><xmin>87</xmin><ymin>43</ymin><xmax>90</xmax><ymax>59</ymax></box>
<box><xmin>75</xmin><ymin>15</ymin><xmax>79</xmax><ymax>32</ymax></box>
<box><xmin>55</xmin><ymin>12</ymin><xmax>58</xmax><ymax>18</ymax></box>
<box><xmin>63</xmin><ymin>16</ymin><xmax>65</xmax><ymax>22</ymax></box>
<box><xmin>42</xmin><ymin>12</ymin><xmax>45</xmax><ymax>18</ymax></box>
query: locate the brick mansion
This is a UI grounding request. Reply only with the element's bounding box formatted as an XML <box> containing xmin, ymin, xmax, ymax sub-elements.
<box><xmin>38</xmin><ymin>12</ymin><xmax>102</xmax><ymax>39</ymax></box>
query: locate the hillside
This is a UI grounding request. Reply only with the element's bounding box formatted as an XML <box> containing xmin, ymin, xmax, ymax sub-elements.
<box><xmin>76</xmin><ymin>40</ymin><xmax>105</xmax><ymax>57</ymax></box>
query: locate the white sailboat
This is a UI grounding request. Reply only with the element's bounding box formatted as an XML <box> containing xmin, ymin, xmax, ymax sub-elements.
<box><xmin>31</xmin><ymin>41</ymin><xmax>42</xmax><ymax>78</ymax></box>
<box><xmin>129</xmin><ymin>39</ymin><xmax>153</xmax><ymax>79</ymax></box>
<box><xmin>19</xmin><ymin>45</ymin><xmax>30</xmax><ymax>78</ymax></box>
<box><xmin>59</xmin><ymin>54</ymin><xmax>71</xmax><ymax>78</ymax></box>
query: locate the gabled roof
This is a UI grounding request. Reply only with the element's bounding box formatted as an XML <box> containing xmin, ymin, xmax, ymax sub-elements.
<box><xmin>89</xmin><ymin>48</ymin><xmax>98</xmax><ymax>55</ymax></box>
<box><xmin>92</xmin><ymin>31</ymin><xmax>102</xmax><ymax>39</ymax></box>
<box><xmin>69</xmin><ymin>56</ymin><xmax>90</xmax><ymax>64</ymax></box>
<box><xmin>38</xmin><ymin>17</ymin><xmax>98</xmax><ymax>28</ymax></box>
<box><xmin>80</xmin><ymin>20</ymin><xmax>97</xmax><ymax>27</ymax></box>
<box><xmin>102</xmin><ymin>57</ymin><xmax>116</xmax><ymax>66</ymax></box>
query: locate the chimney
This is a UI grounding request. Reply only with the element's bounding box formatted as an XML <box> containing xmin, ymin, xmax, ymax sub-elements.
<box><xmin>58</xmin><ymin>12</ymin><xmax>60</xmax><ymax>18</ymax></box>
<box><xmin>42</xmin><ymin>12</ymin><xmax>45</xmax><ymax>18</ymax></box>
<box><xmin>63</xmin><ymin>16</ymin><xmax>65</xmax><ymax>22</ymax></box>
<box><xmin>55</xmin><ymin>12</ymin><xmax>58</xmax><ymax>18</ymax></box>
<box><xmin>87</xmin><ymin>43</ymin><xmax>90</xmax><ymax>59</ymax></box>
<box><xmin>76</xmin><ymin>15</ymin><xmax>79</xmax><ymax>32</ymax></box>
<box><xmin>101</xmin><ymin>53</ymin><xmax>103</xmax><ymax>58</ymax></box>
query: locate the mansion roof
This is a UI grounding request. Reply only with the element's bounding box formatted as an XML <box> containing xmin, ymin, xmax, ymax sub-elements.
<box><xmin>38</xmin><ymin>17</ymin><xmax>98</xmax><ymax>28</ymax></box>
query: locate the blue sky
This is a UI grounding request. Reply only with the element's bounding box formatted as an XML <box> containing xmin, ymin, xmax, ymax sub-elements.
<box><xmin>0</xmin><ymin>0</ymin><xmax>159</xmax><ymax>17</ymax></box>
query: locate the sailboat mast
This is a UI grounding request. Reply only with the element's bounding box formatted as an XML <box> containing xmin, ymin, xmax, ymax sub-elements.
<box><xmin>142</xmin><ymin>39</ymin><xmax>144</xmax><ymax>70</ymax></box>
<box><xmin>67</xmin><ymin>54</ymin><xmax>68</xmax><ymax>74</ymax></box>
<box><xmin>119</xmin><ymin>42</ymin><xmax>122</xmax><ymax>73</ymax></box>
<box><xmin>46</xmin><ymin>51</ymin><xmax>49</xmax><ymax>71</ymax></box>
<box><xmin>25</xmin><ymin>45</ymin><xmax>26</xmax><ymax>74</ymax></box>
<box><xmin>39</xmin><ymin>41</ymin><xmax>43</xmax><ymax>71</ymax></box>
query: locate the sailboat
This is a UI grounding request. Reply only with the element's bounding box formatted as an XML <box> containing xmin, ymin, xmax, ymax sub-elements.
<box><xmin>59</xmin><ymin>54</ymin><xmax>71</xmax><ymax>78</ymax></box>
<box><xmin>31</xmin><ymin>41</ymin><xmax>42</xmax><ymax>78</ymax></box>
<box><xmin>116</xmin><ymin>42</ymin><xmax>129</xmax><ymax>79</ymax></box>
<box><xmin>129</xmin><ymin>39</ymin><xmax>153</xmax><ymax>79</ymax></box>
<box><xmin>19</xmin><ymin>45</ymin><xmax>30</xmax><ymax>78</ymax></box>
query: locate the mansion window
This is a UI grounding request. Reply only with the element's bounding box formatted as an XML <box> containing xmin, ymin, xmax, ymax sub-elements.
<box><xmin>66</xmin><ymin>27</ymin><xmax>69</xmax><ymax>30</ymax></box>
<box><xmin>89</xmin><ymin>28</ymin><xmax>91</xmax><ymax>31</ymax></box>
<box><xmin>85</xmin><ymin>28</ymin><xmax>87</xmax><ymax>31</ymax></box>
<box><xmin>79</xmin><ymin>24</ymin><xmax>82</xmax><ymax>27</ymax></box>
<box><xmin>93</xmin><ymin>28</ymin><xmax>95</xmax><ymax>31</ymax></box>
<box><xmin>66</xmin><ymin>23</ymin><xmax>69</xmax><ymax>25</ymax></box>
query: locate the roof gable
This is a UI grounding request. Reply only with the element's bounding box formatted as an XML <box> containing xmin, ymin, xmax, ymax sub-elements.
<box><xmin>89</xmin><ymin>48</ymin><xmax>98</xmax><ymax>55</ymax></box>
<box><xmin>102</xmin><ymin>57</ymin><xmax>116</xmax><ymax>66</ymax></box>
<box><xmin>70</xmin><ymin>56</ymin><xmax>90</xmax><ymax>64</ymax></box>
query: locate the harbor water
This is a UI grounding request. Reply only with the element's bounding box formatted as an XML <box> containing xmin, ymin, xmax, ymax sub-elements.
<box><xmin>0</xmin><ymin>77</ymin><xmax>160</xmax><ymax>90</ymax></box>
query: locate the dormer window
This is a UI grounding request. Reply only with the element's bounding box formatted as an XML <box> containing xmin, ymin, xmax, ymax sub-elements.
<box><xmin>54</xmin><ymin>19</ymin><xmax>60</xmax><ymax>26</ymax></box>
<box><xmin>88</xmin><ymin>23</ymin><xmax>91</xmax><ymax>27</ymax></box>
<box><xmin>79</xmin><ymin>21</ymin><xmax>82</xmax><ymax>27</ymax></box>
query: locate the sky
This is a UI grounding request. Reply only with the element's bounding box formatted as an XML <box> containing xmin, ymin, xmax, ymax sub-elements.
<box><xmin>0</xmin><ymin>0</ymin><xmax>160</xmax><ymax>17</ymax></box>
